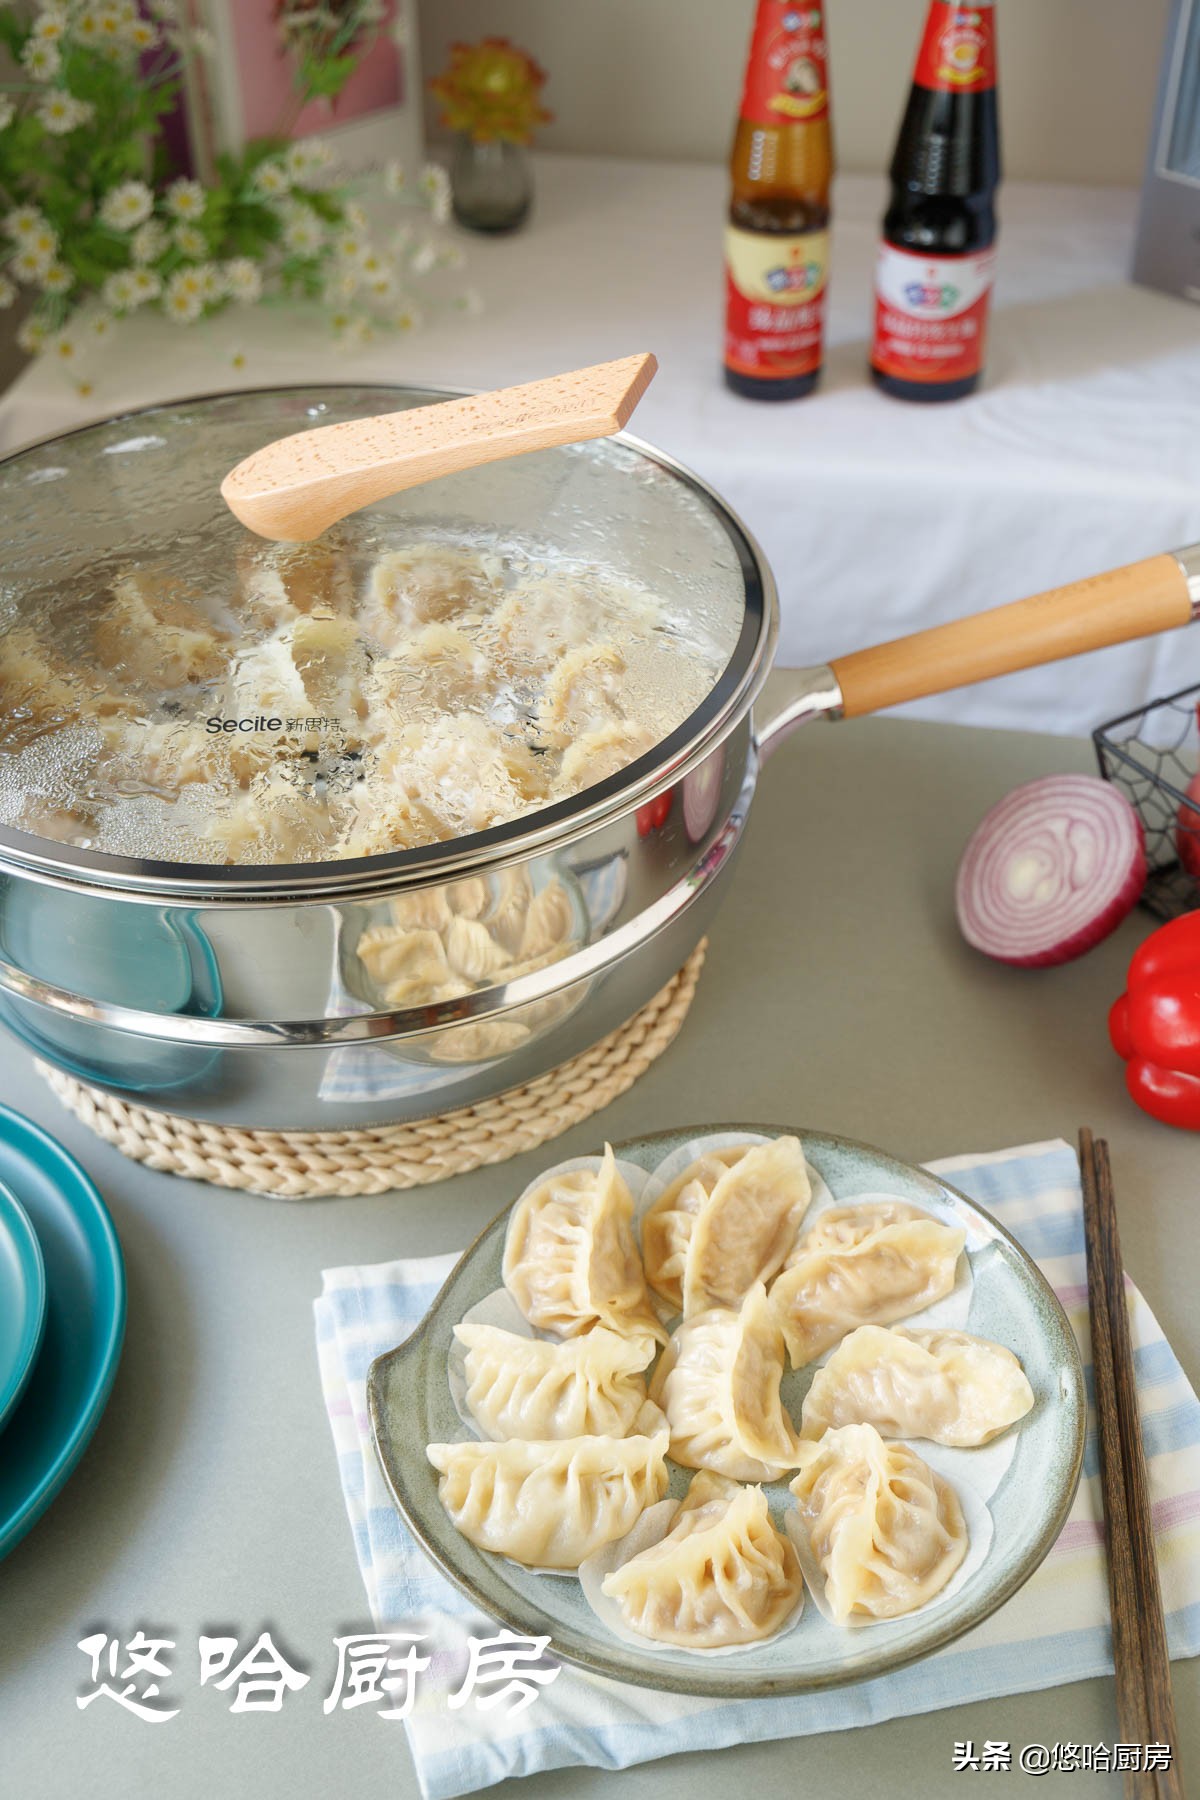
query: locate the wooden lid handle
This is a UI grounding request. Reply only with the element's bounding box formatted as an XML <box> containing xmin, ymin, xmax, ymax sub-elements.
<box><xmin>221</xmin><ymin>353</ymin><xmax>658</xmax><ymax>541</ymax></box>
<box><xmin>831</xmin><ymin>552</ymin><xmax>1196</xmax><ymax>718</ymax></box>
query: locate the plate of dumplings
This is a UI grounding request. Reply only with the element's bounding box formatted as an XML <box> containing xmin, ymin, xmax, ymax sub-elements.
<box><xmin>367</xmin><ymin>1124</ymin><xmax>1086</xmax><ymax>1696</ymax></box>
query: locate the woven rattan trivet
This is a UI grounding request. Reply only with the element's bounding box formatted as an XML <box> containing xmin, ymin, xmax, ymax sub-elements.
<box><xmin>36</xmin><ymin>940</ymin><xmax>706</xmax><ymax>1199</ymax></box>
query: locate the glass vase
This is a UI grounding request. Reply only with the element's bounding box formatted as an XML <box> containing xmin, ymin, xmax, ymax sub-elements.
<box><xmin>450</xmin><ymin>135</ymin><xmax>533</xmax><ymax>234</ymax></box>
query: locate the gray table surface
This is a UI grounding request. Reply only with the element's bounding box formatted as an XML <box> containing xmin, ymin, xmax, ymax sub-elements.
<box><xmin>5</xmin><ymin>716</ymin><xmax>1197</xmax><ymax>1799</ymax></box>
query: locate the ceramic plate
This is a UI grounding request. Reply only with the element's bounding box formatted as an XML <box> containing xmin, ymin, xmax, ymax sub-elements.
<box><xmin>368</xmin><ymin>1125</ymin><xmax>1086</xmax><ymax>1697</ymax></box>
<box><xmin>0</xmin><ymin>1105</ymin><xmax>126</xmax><ymax>1561</ymax></box>
<box><xmin>0</xmin><ymin>1178</ymin><xmax>46</xmax><ymax>1432</ymax></box>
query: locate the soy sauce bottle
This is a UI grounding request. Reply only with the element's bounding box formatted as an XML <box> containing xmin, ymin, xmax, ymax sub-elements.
<box><xmin>724</xmin><ymin>1</ymin><xmax>834</xmax><ymax>400</ymax></box>
<box><xmin>870</xmin><ymin>0</ymin><xmax>1001</xmax><ymax>402</ymax></box>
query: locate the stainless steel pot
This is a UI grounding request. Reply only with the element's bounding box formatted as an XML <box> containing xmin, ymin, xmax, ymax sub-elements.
<box><xmin>0</xmin><ymin>385</ymin><xmax>1195</xmax><ymax>1128</ymax></box>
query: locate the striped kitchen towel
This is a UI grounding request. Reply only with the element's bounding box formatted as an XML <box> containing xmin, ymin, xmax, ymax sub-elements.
<box><xmin>314</xmin><ymin>1139</ymin><xmax>1200</xmax><ymax>1800</ymax></box>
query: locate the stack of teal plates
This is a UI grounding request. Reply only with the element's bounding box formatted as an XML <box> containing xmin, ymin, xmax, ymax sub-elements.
<box><xmin>0</xmin><ymin>1105</ymin><xmax>125</xmax><ymax>1560</ymax></box>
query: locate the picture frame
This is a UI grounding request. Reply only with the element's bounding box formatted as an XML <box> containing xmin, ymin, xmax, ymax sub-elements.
<box><xmin>192</xmin><ymin>0</ymin><xmax>423</xmax><ymax>179</ymax></box>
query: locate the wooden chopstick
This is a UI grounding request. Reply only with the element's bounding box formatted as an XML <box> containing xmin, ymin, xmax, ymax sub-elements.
<box><xmin>1080</xmin><ymin>1128</ymin><xmax>1184</xmax><ymax>1800</ymax></box>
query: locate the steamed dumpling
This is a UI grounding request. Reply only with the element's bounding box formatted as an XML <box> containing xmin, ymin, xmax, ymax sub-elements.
<box><xmin>363</xmin><ymin>545</ymin><xmax>501</xmax><ymax>647</ymax></box>
<box><xmin>770</xmin><ymin>1202</ymin><xmax>965</xmax><ymax>1368</ymax></box>
<box><xmin>789</xmin><ymin>1423</ymin><xmax>968</xmax><ymax>1625</ymax></box>
<box><xmin>649</xmin><ymin>1282</ymin><xmax>801</xmax><ymax>1481</ymax></box>
<box><xmin>642</xmin><ymin>1137</ymin><xmax>812</xmax><ymax>1318</ymax></box>
<box><xmin>601</xmin><ymin>1470</ymin><xmax>804</xmax><ymax>1648</ymax></box>
<box><xmin>426</xmin><ymin>1430</ymin><xmax>669</xmax><ymax>1568</ymax></box>
<box><xmin>800</xmin><ymin>1325</ymin><xmax>1034</xmax><ymax>1447</ymax></box>
<box><xmin>454</xmin><ymin>1321</ymin><xmax>660</xmax><ymax>1441</ymax></box>
<box><xmin>503</xmin><ymin>1146</ymin><xmax>668</xmax><ymax>1344</ymax></box>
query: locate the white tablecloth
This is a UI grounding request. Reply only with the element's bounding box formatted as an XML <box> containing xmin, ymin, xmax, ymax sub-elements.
<box><xmin>3</xmin><ymin>153</ymin><xmax>1199</xmax><ymax>735</ymax></box>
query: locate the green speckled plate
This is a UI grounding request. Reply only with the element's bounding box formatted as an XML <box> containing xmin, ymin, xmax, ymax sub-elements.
<box><xmin>367</xmin><ymin>1125</ymin><xmax>1086</xmax><ymax>1698</ymax></box>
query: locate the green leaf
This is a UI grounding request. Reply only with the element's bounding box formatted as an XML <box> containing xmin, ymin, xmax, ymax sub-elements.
<box><xmin>297</xmin><ymin>51</ymin><xmax>359</xmax><ymax>102</ymax></box>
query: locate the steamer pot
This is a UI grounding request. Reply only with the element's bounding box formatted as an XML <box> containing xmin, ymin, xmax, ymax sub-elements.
<box><xmin>0</xmin><ymin>386</ymin><xmax>1195</xmax><ymax>1128</ymax></box>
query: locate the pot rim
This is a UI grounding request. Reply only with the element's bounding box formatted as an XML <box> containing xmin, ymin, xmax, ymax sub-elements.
<box><xmin>0</xmin><ymin>382</ymin><xmax>778</xmax><ymax>903</ymax></box>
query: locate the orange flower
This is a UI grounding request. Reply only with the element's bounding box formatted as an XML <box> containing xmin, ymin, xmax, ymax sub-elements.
<box><xmin>430</xmin><ymin>38</ymin><xmax>553</xmax><ymax>145</ymax></box>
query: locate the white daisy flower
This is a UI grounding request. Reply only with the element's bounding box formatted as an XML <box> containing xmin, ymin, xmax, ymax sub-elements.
<box><xmin>33</xmin><ymin>12</ymin><xmax>67</xmax><ymax>40</ymax></box>
<box><xmin>164</xmin><ymin>268</ymin><xmax>204</xmax><ymax>322</ymax></box>
<box><xmin>222</xmin><ymin>258</ymin><xmax>262</xmax><ymax>304</ymax></box>
<box><xmin>0</xmin><ymin>275</ymin><xmax>16</xmax><ymax>309</ymax></box>
<box><xmin>173</xmin><ymin>222</ymin><xmax>207</xmax><ymax>259</ymax></box>
<box><xmin>5</xmin><ymin>207</ymin><xmax>47</xmax><ymax>244</ymax></box>
<box><xmin>40</xmin><ymin>261</ymin><xmax>74</xmax><ymax>294</ymax></box>
<box><xmin>253</xmin><ymin>160</ymin><xmax>290</xmax><ymax>198</ymax></box>
<box><xmin>26</xmin><ymin>225</ymin><xmax>58</xmax><ymax>262</ymax></box>
<box><xmin>358</xmin><ymin>251</ymin><xmax>387</xmax><ymax>281</ymax></box>
<box><xmin>164</xmin><ymin>178</ymin><xmax>206</xmax><ymax>220</ymax></box>
<box><xmin>89</xmin><ymin>312</ymin><xmax>115</xmax><ymax>341</ymax></box>
<box><xmin>194</xmin><ymin>262</ymin><xmax>224</xmax><ymax>302</ymax></box>
<box><xmin>343</xmin><ymin>201</ymin><xmax>369</xmax><ymax>233</ymax></box>
<box><xmin>334</xmin><ymin>232</ymin><xmax>370</xmax><ymax>267</ymax></box>
<box><xmin>129</xmin><ymin>267</ymin><xmax>162</xmax><ymax>302</ymax></box>
<box><xmin>17</xmin><ymin>317</ymin><xmax>47</xmax><ymax>354</ymax></box>
<box><xmin>11</xmin><ymin>244</ymin><xmax>54</xmax><ymax>284</ymax></box>
<box><xmin>48</xmin><ymin>329</ymin><xmax>79</xmax><ymax>362</ymax></box>
<box><xmin>365</xmin><ymin>271</ymin><xmax>397</xmax><ymax>302</ymax></box>
<box><xmin>100</xmin><ymin>181</ymin><xmax>154</xmax><ymax>230</ymax></box>
<box><xmin>283</xmin><ymin>210</ymin><xmax>324</xmax><ymax>255</ymax></box>
<box><xmin>382</xmin><ymin>162</ymin><xmax>406</xmax><ymax>197</ymax></box>
<box><xmin>102</xmin><ymin>270</ymin><xmax>138</xmax><ymax>311</ymax></box>
<box><xmin>391</xmin><ymin>303</ymin><xmax>422</xmax><ymax>331</ymax></box>
<box><xmin>39</xmin><ymin>93</ymin><xmax>91</xmax><ymax>135</ymax></box>
<box><xmin>0</xmin><ymin>99</ymin><xmax>14</xmax><ymax>132</ymax></box>
<box><xmin>286</xmin><ymin>137</ymin><xmax>331</xmax><ymax>181</ymax></box>
<box><xmin>418</xmin><ymin>164</ymin><xmax>451</xmax><ymax>204</ymax></box>
<box><xmin>126</xmin><ymin>19</ymin><xmax>157</xmax><ymax>50</ymax></box>
<box><xmin>131</xmin><ymin>220</ymin><xmax>167</xmax><ymax>265</ymax></box>
<box><xmin>21</xmin><ymin>37</ymin><xmax>60</xmax><ymax>80</ymax></box>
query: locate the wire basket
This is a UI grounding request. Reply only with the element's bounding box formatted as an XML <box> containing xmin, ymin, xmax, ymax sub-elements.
<box><xmin>1094</xmin><ymin>682</ymin><xmax>1200</xmax><ymax>921</ymax></box>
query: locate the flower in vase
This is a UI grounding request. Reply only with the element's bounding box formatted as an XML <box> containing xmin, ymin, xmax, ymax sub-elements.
<box><xmin>164</xmin><ymin>267</ymin><xmax>206</xmax><ymax>322</ymax></box>
<box><xmin>429</xmin><ymin>38</ymin><xmax>553</xmax><ymax>145</ymax></box>
<box><xmin>21</xmin><ymin>37</ymin><xmax>61</xmax><ymax>80</ymax></box>
<box><xmin>173</xmin><ymin>223</ymin><xmax>208</xmax><ymax>259</ymax></box>
<box><xmin>165</xmin><ymin>178</ymin><xmax>206</xmax><ymax>221</ymax></box>
<box><xmin>40</xmin><ymin>262</ymin><xmax>74</xmax><ymax>295</ymax></box>
<box><xmin>131</xmin><ymin>221</ymin><xmax>168</xmax><ymax>264</ymax></box>
<box><xmin>10</xmin><ymin>243</ymin><xmax>55</xmax><ymax>284</ymax></box>
<box><xmin>39</xmin><ymin>94</ymin><xmax>94</xmax><ymax>134</ymax></box>
<box><xmin>253</xmin><ymin>159</ymin><xmax>291</xmax><ymax>198</ymax></box>
<box><xmin>100</xmin><ymin>181</ymin><xmax>155</xmax><ymax>230</ymax></box>
<box><xmin>282</xmin><ymin>206</ymin><xmax>325</xmax><ymax>254</ymax></box>
<box><xmin>5</xmin><ymin>207</ymin><xmax>48</xmax><ymax>244</ymax></box>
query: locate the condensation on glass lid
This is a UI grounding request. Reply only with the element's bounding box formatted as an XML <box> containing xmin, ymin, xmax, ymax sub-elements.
<box><xmin>0</xmin><ymin>525</ymin><xmax>734</xmax><ymax>867</ymax></box>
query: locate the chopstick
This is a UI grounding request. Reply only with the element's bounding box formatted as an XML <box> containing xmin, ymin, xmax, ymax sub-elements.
<box><xmin>1079</xmin><ymin>1128</ymin><xmax>1184</xmax><ymax>1800</ymax></box>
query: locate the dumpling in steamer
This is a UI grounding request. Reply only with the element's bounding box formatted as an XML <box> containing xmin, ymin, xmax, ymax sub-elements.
<box><xmin>363</xmin><ymin>545</ymin><xmax>500</xmax><ymax>647</ymax></box>
<box><xmin>770</xmin><ymin>1201</ymin><xmax>965</xmax><ymax>1368</ymax></box>
<box><xmin>649</xmin><ymin>1282</ymin><xmax>802</xmax><ymax>1481</ymax></box>
<box><xmin>553</xmin><ymin>721</ymin><xmax>659</xmax><ymax>797</ymax></box>
<box><xmin>95</xmin><ymin>569</ymin><xmax>229</xmax><ymax>689</ymax></box>
<box><xmin>454</xmin><ymin>1321</ymin><xmax>660</xmax><ymax>1440</ymax></box>
<box><xmin>600</xmin><ymin>1470</ymin><xmax>804</xmax><ymax>1649</ymax></box>
<box><xmin>536</xmin><ymin>642</ymin><xmax>626</xmax><ymax>741</ymax></box>
<box><xmin>789</xmin><ymin>1423</ymin><xmax>968</xmax><ymax>1624</ymax></box>
<box><xmin>800</xmin><ymin>1325</ymin><xmax>1034</xmax><ymax>1447</ymax></box>
<box><xmin>503</xmin><ymin>1145</ymin><xmax>667</xmax><ymax>1344</ymax></box>
<box><xmin>642</xmin><ymin>1137</ymin><xmax>812</xmax><ymax>1318</ymax></box>
<box><xmin>426</xmin><ymin>1430</ymin><xmax>669</xmax><ymax>1568</ymax></box>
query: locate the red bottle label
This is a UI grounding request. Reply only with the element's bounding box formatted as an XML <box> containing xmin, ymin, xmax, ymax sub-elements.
<box><xmin>739</xmin><ymin>2</ymin><xmax>830</xmax><ymax>126</ymax></box>
<box><xmin>870</xmin><ymin>243</ymin><xmax>995</xmax><ymax>385</ymax></box>
<box><xmin>912</xmin><ymin>2</ymin><xmax>996</xmax><ymax>92</ymax></box>
<box><xmin>725</xmin><ymin>225</ymin><xmax>829</xmax><ymax>381</ymax></box>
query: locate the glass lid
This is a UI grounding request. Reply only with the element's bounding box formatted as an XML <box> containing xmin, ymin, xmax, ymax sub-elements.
<box><xmin>0</xmin><ymin>386</ymin><xmax>765</xmax><ymax>888</ymax></box>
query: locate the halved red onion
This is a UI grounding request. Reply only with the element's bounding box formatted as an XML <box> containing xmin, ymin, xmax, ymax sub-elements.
<box><xmin>682</xmin><ymin>746</ymin><xmax>725</xmax><ymax>843</ymax></box>
<box><xmin>956</xmin><ymin>775</ymin><xmax>1145</xmax><ymax>968</ymax></box>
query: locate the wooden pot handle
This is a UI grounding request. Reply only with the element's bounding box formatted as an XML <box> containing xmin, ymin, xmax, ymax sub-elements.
<box><xmin>222</xmin><ymin>353</ymin><xmax>657</xmax><ymax>541</ymax></box>
<box><xmin>830</xmin><ymin>552</ymin><xmax>1196</xmax><ymax>719</ymax></box>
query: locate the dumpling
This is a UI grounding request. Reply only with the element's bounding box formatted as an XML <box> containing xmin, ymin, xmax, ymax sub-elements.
<box><xmin>356</xmin><ymin>924</ymin><xmax>450</xmax><ymax>1004</ymax></box>
<box><xmin>236</xmin><ymin>536</ymin><xmax>355</xmax><ymax>628</ymax></box>
<box><xmin>289</xmin><ymin>613</ymin><xmax>369</xmax><ymax>725</ymax></box>
<box><xmin>518</xmin><ymin>878</ymin><xmax>575</xmax><ymax>961</ymax></box>
<box><xmin>600</xmin><ymin>1469</ymin><xmax>804</xmax><ymax>1648</ymax></box>
<box><xmin>429</xmin><ymin>1017</ymin><xmax>533</xmax><ymax>1064</ymax></box>
<box><xmin>444</xmin><ymin>913</ymin><xmax>511</xmax><ymax>983</ymax></box>
<box><xmin>503</xmin><ymin>1145</ymin><xmax>668</xmax><ymax>1344</ymax></box>
<box><xmin>642</xmin><ymin>1137</ymin><xmax>812</xmax><ymax>1318</ymax></box>
<box><xmin>454</xmin><ymin>1321</ymin><xmax>659</xmax><ymax>1440</ymax></box>
<box><xmin>388</xmin><ymin>887</ymin><xmax>454</xmax><ymax>933</ymax></box>
<box><xmin>426</xmin><ymin>1430</ymin><xmax>669</xmax><ymax>1568</ymax></box>
<box><xmin>487</xmin><ymin>865</ymin><xmax>534</xmax><ymax>953</ymax></box>
<box><xmin>649</xmin><ymin>1282</ymin><xmax>801</xmax><ymax>1481</ymax></box>
<box><xmin>800</xmin><ymin>1325</ymin><xmax>1034</xmax><ymax>1447</ymax></box>
<box><xmin>789</xmin><ymin>1423</ymin><xmax>968</xmax><ymax>1624</ymax></box>
<box><xmin>553</xmin><ymin>721</ymin><xmax>658</xmax><ymax>796</ymax></box>
<box><xmin>0</xmin><ymin>626</ymin><xmax>127</xmax><ymax>749</ymax></box>
<box><xmin>363</xmin><ymin>545</ymin><xmax>500</xmax><ymax>647</ymax></box>
<box><xmin>95</xmin><ymin>570</ymin><xmax>229</xmax><ymax>688</ymax></box>
<box><xmin>365</xmin><ymin>623</ymin><xmax>490</xmax><ymax>715</ymax></box>
<box><xmin>770</xmin><ymin>1202</ymin><xmax>965</xmax><ymax>1368</ymax></box>
<box><xmin>536</xmin><ymin>642</ymin><xmax>626</xmax><ymax>740</ymax></box>
<box><xmin>367</xmin><ymin>714</ymin><xmax>547</xmax><ymax>839</ymax></box>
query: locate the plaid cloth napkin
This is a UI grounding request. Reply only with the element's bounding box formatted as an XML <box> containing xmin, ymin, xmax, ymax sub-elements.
<box><xmin>314</xmin><ymin>1139</ymin><xmax>1200</xmax><ymax>1800</ymax></box>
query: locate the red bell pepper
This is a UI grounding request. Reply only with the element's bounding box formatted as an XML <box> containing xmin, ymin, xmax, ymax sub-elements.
<box><xmin>1109</xmin><ymin>910</ymin><xmax>1200</xmax><ymax>1129</ymax></box>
